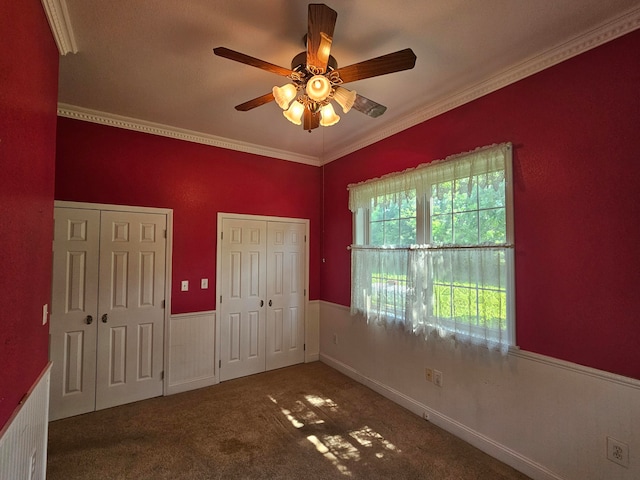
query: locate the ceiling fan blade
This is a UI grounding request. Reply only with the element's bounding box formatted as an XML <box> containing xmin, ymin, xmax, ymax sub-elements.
<box><xmin>303</xmin><ymin>108</ymin><xmax>320</xmax><ymax>131</ymax></box>
<box><xmin>335</xmin><ymin>48</ymin><xmax>417</xmax><ymax>84</ymax></box>
<box><xmin>214</xmin><ymin>47</ymin><xmax>294</xmax><ymax>77</ymax></box>
<box><xmin>352</xmin><ymin>94</ymin><xmax>387</xmax><ymax>118</ymax></box>
<box><xmin>307</xmin><ymin>4</ymin><xmax>337</xmax><ymax>73</ymax></box>
<box><xmin>235</xmin><ymin>92</ymin><xmax>275</xmax><ymax>111</ymax></box>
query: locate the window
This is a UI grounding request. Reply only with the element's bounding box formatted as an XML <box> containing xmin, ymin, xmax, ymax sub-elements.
<box><xmin>349</xmin><ymin>143</ymin><xmax>514</xmax><ymax>353</ymax></box>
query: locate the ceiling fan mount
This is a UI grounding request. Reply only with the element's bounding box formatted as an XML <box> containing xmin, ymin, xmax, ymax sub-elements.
<box><xmin>213</xmin><ymin>3</ymin><xmax>416</xmax><ymax>131</ymax></box>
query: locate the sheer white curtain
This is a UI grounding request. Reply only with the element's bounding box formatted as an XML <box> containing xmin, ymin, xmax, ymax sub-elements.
<box><xmin>350</xmin><ymin>247</ymin><xmax>411</xmax><ymax>329</ymax></box>
<box><xmin>349</xmin><ymin>143</ymin><xmax>513</xmax><ymax>354</ymax></box>
<box><xmin>407</xmin><ymin>246</ymin><xmax>510</xmax><ymax>353</ymax></box>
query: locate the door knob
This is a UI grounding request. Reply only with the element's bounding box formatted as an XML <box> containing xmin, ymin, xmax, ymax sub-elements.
<box><xmin>268</xmin><ymin>300</ymin><xmax>272</xmax><ymax>307</ymax></box>
<box><xmin>86</xmin><ymin>315</ymin><xmax>93</xmax><ymax>325</ymax></box>
<box><xmin>260</xmin><ymin>300</ymin><xmax>264</xmax><ymax>307</ymax></box>
<box><xmin>101</xmin><ymin>314</ymin><xmax>108</xmax><ymax>323</ymax></box>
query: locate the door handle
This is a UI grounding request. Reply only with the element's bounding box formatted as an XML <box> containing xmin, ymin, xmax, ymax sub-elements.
<box><xmin>260</xmin><ymin>300</ymin><xmax>264</xmax><ymax>307</ymax></box>
<box><xmin>268</xmin><ymin>300</ymin><xmax>272</xmax><ymax>307</ymax></box>
<box><xmin>101</xmin><ymin>314</ymin><xmax>108</xmax><ymax>323</ymax></box>
<box><xmin>86</xmin><ymin>315</ymin><xmax>93</xmax><ymax>325</ymax></box>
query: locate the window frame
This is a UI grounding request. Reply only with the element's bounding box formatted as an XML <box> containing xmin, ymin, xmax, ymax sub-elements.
<box><xmin>351</xmin><ymin>144</ymin><xmax>516</xmax><ymax>348</ymax></box>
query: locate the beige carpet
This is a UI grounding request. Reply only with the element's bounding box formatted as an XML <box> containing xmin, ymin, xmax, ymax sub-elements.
<box><xmin>47</xmin><ymin>362</ymin><xmax>531</xmax><ymax>479</ymax></box>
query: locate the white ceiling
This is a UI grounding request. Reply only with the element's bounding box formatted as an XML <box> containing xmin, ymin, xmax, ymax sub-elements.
<box><xmin>53</xmin><ymin>0</ymin><xmax>640</xmax><ymax>165</ymax></box>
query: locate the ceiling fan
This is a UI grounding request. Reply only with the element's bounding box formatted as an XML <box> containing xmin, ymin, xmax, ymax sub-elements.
<box><xmin>213</xmin><ymin>3</ymin><xmax>417</xmax><ymax>131</ymax></box>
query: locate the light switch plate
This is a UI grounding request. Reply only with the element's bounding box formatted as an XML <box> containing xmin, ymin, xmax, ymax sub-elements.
<box><xmin>42</xmin><ymin>304</ymin><xmax>48</xmax><ymax>325</ymax></box>
<box><xmin>181</xmin><ymin>280</ymin><xmax>189</xmax><ymax>291</ymax></box>
<box><xmin>201</xmin><ymin>278</ymin><xmax>208</xmax><ymax>289</ymax></box>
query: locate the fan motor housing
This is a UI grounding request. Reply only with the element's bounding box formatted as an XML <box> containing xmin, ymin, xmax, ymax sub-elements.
<box><xmin>291</xmin><ymin>51</ymin><xmax>338</xmax><ymax>72</ymax></box>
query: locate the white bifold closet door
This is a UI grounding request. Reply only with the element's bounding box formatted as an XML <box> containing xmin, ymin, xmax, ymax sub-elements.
<box><xmin>219</xmin><ymin>217</ymin><xmax>306</xmax><ymax>382</ymax></box>
<box><xmin>49</xmin><ymin>207</ymin><xmax>166</xmax><ymax>421</ymax></box>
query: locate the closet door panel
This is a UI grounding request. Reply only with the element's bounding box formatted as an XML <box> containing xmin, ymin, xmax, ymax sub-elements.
<box><xmin>219</xmin><ymin>218</ymin><xmax>267</xmax><ymax>381</ymax></box>
<box><xmin>49</xmin><ymin>208</ymin><xmax>100</xmax><ymax>421</ymax></box>
<box><xmin>96</xmin><ymin>211</ymin><xmax>166</xmax><ymax>410</ymax></box>
<box><xmin>266</xmin><ymin>222</ymin><xmax>306</xmax><ymax>371</ymax></box>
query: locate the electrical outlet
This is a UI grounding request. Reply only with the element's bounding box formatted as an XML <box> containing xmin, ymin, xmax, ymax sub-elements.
<box><xmin>201</xmin><ymin>278</ymin><xmax>208</xmax><ymax>289</ymax></box>
<box><xmin>181</xmin><ymin>280</ymin><xmax>189</xmax><ymax>292</ymax></box>
<box><xmin>607</xmin><ymin>436</ymin><xmax>629</xmax><ymax>468</ymax></box>
<box><xmin>425</xmin><ymin>368</ymin><xmax>433</xmax><ymax>382</ymax></box>
<box><xmin>433</xmin><ymin>369</ymin><xmax>443</xmax><ymax>387</ymax></box>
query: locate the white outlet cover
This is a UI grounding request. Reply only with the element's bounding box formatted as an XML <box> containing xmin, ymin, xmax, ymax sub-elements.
<box><xmin>181</xmin><ymin>280</ymin><xmax>189</xmax><ymax>291</ymax></box>
<box><xmin>607</xmin><ymin>436</ymin><xmax>629</xmax><ymax>468</ymax></box>
<box><xmin>201</xmin><ymin>278</ymin><xmax>208</xmax><ymax>289</ymax></box>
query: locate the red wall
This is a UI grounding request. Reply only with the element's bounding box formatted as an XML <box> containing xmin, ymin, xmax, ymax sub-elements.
<box><xmin>0</xmin><ymin>0</ymin><xmax>59</xmax><ymax>428</ymax></box>
<box><xmin>55</xmin><ymin>120</ymin><xmax>322</xmax><ymax>313</ymax></box>
<box><xmin>321</xmin><ymin>30</ymin><xmax>640</xmax><ymax>380</ymax></box>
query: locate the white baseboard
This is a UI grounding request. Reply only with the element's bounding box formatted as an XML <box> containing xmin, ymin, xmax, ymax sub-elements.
<box><xmin>305</xmin><ymin>353</ymin><xmax>320</xmax><ymax>363</ymax></box>
<box><xmin>320</xmin><ymin>354</ymin><xmax>563</xmax><ymax>480</ymax></box>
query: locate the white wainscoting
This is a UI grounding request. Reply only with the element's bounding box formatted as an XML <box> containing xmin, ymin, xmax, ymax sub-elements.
<box><xmin>305</xmin><ymin>300</ymin><xmax>320</xmax><ymax>363</ymax></box>
<box><xmin>166</xmin><ymin>311</ymin><xmax>216</xmax><ymax>395</ymax></box>
<box><xmin>319</xmin><ymin>301</ymin><xmax>639</xmax><ymax>480</ymax></box>
<box><xmin>0</xmin><ymin>363</ymin><xmax>51</xmax><ymax>480</ymax></box>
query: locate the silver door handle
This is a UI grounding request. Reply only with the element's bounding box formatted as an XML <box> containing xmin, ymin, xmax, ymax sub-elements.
<box><xmin>101</xmin><ymin>314</ymin><xmax>108</xmax><ymax>323</ymax></box>
<box><xmin>86</xmin><ymin>315</ymin><xmax>93</xmax><ymax>325</ymax></box>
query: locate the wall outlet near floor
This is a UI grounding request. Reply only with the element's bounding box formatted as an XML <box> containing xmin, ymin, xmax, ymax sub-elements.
<box><xmin>607</xmin><ymin>436</ymin><xmax>629</xmax><ymax>468</ymax></box>
<box><xmin>425</xmin><ymin>368</ymin><xmax>433</xmax><ymax>382</ymax></box>
<box><xmin>433</xmin><ymin>369</ymin><xmax>443</xmax><ymax>387</ymax></box>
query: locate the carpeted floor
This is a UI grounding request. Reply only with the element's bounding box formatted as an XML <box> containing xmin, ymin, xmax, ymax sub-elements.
<box><xmin>47</xmin><ymin>362</ymin><xmax>531</xmax><ymax>479</ymax></box>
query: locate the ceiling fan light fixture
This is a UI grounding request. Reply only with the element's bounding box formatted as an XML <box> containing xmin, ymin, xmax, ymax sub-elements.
<box><xmin>306</xmin><ymin>74</ymin><xmax>332</xmax><ymax>101</ymax></box>
<box><xmin>283</xmin><ymin>100</ymin><xmax>305</xmax><ymax>125</ymax></box>
<box><xmin>333</xmin><ymin>86</ymin><xmax>357</xmax><ymax>113</ymax></box>
<box><xmin>320</xmin><ymin>103</ymin><xmax>340</xmax><ymax>127</ymax></box>
<box><xmin>272</xmin><ymin>83</ymin><xmax>298</xmax><ymax>109</ymax></box>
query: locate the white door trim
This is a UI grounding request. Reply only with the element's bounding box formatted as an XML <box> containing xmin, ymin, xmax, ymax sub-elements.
<box><xmin>54</xmin><ymin>200</ymin><xmax>173</xmax><ymax>395</ymax></box>
<box><xmin>215</xmin><ymin>212</ymin><xmax>310</xmax><ymax>381</ymax></box>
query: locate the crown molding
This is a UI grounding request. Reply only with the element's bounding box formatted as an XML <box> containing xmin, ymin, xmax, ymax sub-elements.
<box><xmin>321</xmin><ymin>5</ymin><xmax>640</xmax><ymax>164</ymax></box>
<box><xmin>41</xmin><ymin>0</ymin><xmax>78</xmax><ymax>55</ymax></box>
<box><xmin>57</xmin><ymin>104</ymin><xmax>321</xmax><ymax>166</ymax></box>
<box><xmin>56</xmin><ymin>6</ymin><xmax>640</xmax><ymax>166</ymax></box>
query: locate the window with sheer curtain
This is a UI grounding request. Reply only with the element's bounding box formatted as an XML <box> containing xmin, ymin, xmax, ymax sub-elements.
<box><xmin>349</xmin><ymin>143</ymin><xmax>515</xmax><ymax>353</ymax></box>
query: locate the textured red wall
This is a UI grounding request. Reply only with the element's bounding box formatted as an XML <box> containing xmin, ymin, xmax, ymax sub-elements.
<box><xmin>0</xmin><ymin>0</ymin><xmax>59</xmax><ymax>428</ymax></box>
<box><xmin>55</xmin><ymin>120</ymin><xmax>322</xmax><ymax>313</ymax></box>
<box><xmin>321</xmin><ymin>30</ymin><xmax>640</xmax><ymax>380</ymax></box>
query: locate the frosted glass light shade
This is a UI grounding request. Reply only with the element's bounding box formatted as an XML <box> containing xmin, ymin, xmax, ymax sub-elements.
<box><xmin>272</xmin><ymin>84</ymin><xmax>297</xmax><ymax>110</ymax></box>
<box><xmin>283</xmin><ymin>100</ymin><xmax>305</xmax><ymax>125</ymax></box>
<box><xmin>306</xmin><ymin>75</ymin><xmax>332</xmax><ymax>101</ymax></box>
<box><xmin>333</xmin><ymin>86</ymin><xmax>357</xmax><ymax>113</ymax></box>
<box><xmin>320</xmin><ymin>103</ymin><xmax>340</xmax><ymax>126</ymax></box>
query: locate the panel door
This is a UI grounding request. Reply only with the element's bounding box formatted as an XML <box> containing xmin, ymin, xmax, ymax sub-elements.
<box><xmin>49</xmin><ymin>208</ymin><xmax>100</xmax><ymax>421</ymax></box>
<box><xmin>265</xmin><ymin>222</ymin><xmax>306</xmax><ymax>371</ymax></box>
<box><xmin>219</xmin><ymin>218</ymin><xmax>267</xmax><ymax>381</ymax></box>
<box><xmin>95</xmin><ymin>211</ymin><xmax>166</xmax><ymax>410</ymax></box>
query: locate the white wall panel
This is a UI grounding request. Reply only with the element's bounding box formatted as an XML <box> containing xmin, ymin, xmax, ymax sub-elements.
<box><xmin>0</xmin><ymin>364</ymin><xmax>50</xmax><ymax>480</ymax></box>
<box><xmin>166</xmin><ymin>311</ymin><xmax>216</xmax><ymax>395</ymax></box>
<box><xmin>319</xmin><ymin>300</ymin><xmax>640</xmax><ymax>480</ymax></box>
